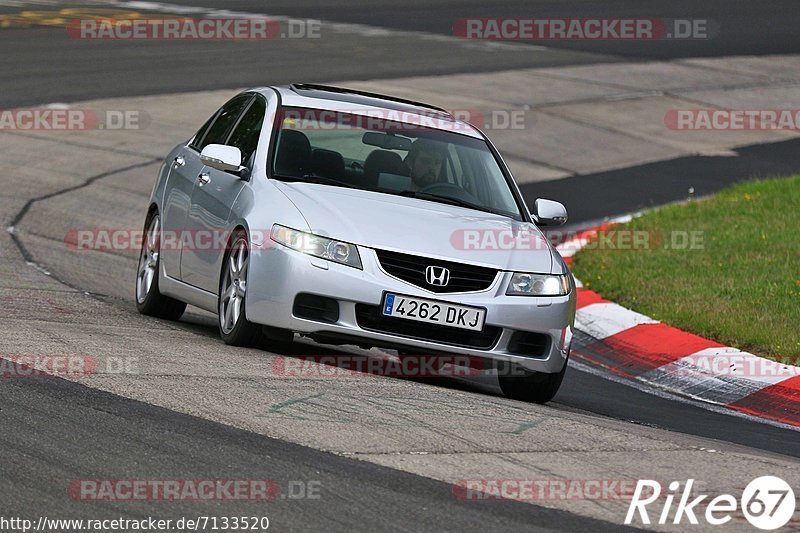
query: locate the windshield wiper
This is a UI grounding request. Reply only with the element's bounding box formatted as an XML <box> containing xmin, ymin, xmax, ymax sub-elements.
<box><xmin>272</xmin><ymin>173</ymin><xmax>359</xmax><ymax>189</ymax></box>
<box><xmin>397</xmin><ymin>190</ymin><xmax>500</xmax><ymax>215</ymax></box>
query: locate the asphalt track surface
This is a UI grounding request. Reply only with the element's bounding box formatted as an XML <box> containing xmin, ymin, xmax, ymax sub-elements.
<box><xmin>1</xmin><ymin>372</ymin><xmax>632</xmax><ymax>532</ymax></box>
<box><xmin>4</xmin><ymin>0</ymin><xmax>800</xmax><ymax>107</ymax></box>
<box><xmin>167</xmin><ymin>0</ymin><xmax>800</xmax><ymax>59</ymax></box>
<box><xmin>3</xmin><ymin>1</ymin><xmax>800</xmax><ymax>531</ymax></box>
<box><xmin>526</xmin><ymin>137</ymin><xmax>800</xmax><ymax>224</ymax></box>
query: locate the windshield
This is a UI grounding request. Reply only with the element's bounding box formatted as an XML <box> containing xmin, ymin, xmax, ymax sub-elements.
<box><xmin>270</xmin><ymin>106</ymin><xmax>523</xmax><ymax>220</ymax></box>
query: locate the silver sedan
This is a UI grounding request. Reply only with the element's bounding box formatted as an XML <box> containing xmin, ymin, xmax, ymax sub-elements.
<box><xmin>136</xmin><ymin>84</ymin><xmax>575</xmax><ymax>403</ymax></box>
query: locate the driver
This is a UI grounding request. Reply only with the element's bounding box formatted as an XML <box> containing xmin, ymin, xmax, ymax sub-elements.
<box><xmin>405</xmin><ymin>139</ymin><xmax>446</xmax><ymax>191</ymax></box>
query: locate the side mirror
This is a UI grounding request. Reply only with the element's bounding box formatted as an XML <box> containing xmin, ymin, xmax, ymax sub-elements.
<box><xmin>200</xmin><ymin>144</ymin><xmax>245</xmax><ymax>175</ymax></box>
<box><xmin>532</xmin><ymin>198</ymin><xmax>568</xmax><ymax>226</ymax></box>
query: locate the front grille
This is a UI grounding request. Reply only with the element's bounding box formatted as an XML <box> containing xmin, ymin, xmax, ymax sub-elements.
<box><xmin>355</xmin><ymin>304</ymin><xmax>501</xmax><ymax>349</ymax></box>
<box><xmin>375</xmin><ymin>249</ymin><xmax>497</xmax><ymax>293</ymax></box>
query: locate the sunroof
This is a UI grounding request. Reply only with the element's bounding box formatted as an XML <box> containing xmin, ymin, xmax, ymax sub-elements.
<box><xmin>289</xmin><ymin>84</ymin><xmax>452</xmax><ymax>118</ymax></box>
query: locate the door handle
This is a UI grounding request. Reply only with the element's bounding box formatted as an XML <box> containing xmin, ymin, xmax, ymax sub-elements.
<box><xmin>197</xmin><ymin>173</ymin><xmax>211</xmax><ymax>186</ymax></box>
<box><xmin>173</xmin><ymin>155</ymin><xmax>185</xmax><ymax>168</ymax></box>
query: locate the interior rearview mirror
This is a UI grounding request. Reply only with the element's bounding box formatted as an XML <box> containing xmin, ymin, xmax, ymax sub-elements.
<box><xmin>362</xmin><ymin>132</ymin><xmax>412</xmax><ymax>151</ymax></box>
<box><xmin>532</xmin><ymin>198</ymin><xmax>568</xmax><ymax>226</ymax></box>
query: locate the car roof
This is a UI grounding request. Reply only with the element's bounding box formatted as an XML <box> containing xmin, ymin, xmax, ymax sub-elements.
<box><xmin>246</xmin><ymin>84</ymin><xmax>483</xmax><ymax>139</ymax></box>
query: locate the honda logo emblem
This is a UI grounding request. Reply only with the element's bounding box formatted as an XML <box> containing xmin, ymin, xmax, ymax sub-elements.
<box><xmin>425</xmin><ymin>265</ymin><xmax>450</xmax><ymax>287</ymax></box>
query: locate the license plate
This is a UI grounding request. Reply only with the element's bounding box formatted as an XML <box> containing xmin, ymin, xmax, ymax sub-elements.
<box><xmin>381</xmin><ymin>293</ymin><xmax>486</xmax><ymax>331</ymax></box>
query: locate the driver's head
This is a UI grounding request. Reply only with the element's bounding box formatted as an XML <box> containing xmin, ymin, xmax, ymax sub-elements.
<box><xmin>407</xmin><ymin>139</ymin><xmax>445</xmax><ymax>189</ymax></box>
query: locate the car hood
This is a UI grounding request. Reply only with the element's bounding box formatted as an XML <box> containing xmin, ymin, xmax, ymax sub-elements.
<box><xmin>273</xmin><ymin>182</ymin><xmax>554</xmax><ymax>273</ymax></box>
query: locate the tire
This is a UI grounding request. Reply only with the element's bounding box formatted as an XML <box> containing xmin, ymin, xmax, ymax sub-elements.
<box><xmin>497</xmin><ymin>359</ymin><xmax>567</xmax><ymax>404</ymax></box>
<box><xmin>218</xmin><ymin>231</ymin><xmax>266</xmax><ymax>347</ymax></box>
<box><xmin>135</xmin><ymin>212</ymin><xmax>187</xmax><ymax>320</ymax></box>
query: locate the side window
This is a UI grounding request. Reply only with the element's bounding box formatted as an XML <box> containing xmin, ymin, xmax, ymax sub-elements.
<box><xmin>189</xmin><ymin>113</ymin><xmax>217</xmax><ymax>150</ymax></box>
<box><xmin>226</xmin><ymin>96</ymin><xmax>266</xmax><ymax>168</ymax></box>
<box><xmin>195</xmin><ymin>94</ymin><xmax>253</xmax><ymax>152</ymax></box>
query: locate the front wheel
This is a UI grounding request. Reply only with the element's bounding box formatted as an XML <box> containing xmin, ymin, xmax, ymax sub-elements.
<box><xmin>218</xmin><ymin>232</ymin><xmax>263</xmax><ymax>347</ymax></box>
<box><xmin>135</xmin><ymin>213</ymin><xmax>186</xmax><ymax>320</ymax></box>
<box><xmin>497</xmin><ymin>359</ymin><xmax>567</xmax><ymax>404</ymax></box>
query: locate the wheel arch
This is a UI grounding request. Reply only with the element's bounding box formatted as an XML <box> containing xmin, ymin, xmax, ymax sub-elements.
<box><xmin>143</xmin><ymin>202</ymin><xmax>159</xmax><ymax>226</ymax></box>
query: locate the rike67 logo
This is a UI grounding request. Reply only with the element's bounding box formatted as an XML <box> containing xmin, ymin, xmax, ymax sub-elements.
<box><xmin>626</xmin><ymin>476</ymin><xmax>796</xmax><ymax>530</ymax></box>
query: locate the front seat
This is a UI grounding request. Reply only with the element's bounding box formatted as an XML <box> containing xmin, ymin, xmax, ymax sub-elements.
<box><xmin>274</xmin><ymin>130</ymin><xmax>312</xmax><ymax>176</ymax></box>
<box><xmin>362</xmin><ymin>149</ymin><xmax>405</xmax><ymax>189</ymax></box>
<box><xmin>309</xmin><ymin>148</ymin><xmax>346</xmax><ymax>179</ymax></box>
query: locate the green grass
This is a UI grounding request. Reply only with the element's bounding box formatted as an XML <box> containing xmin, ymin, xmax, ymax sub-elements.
<box><xmin>571</xmin><ymin>176</ymin><xmax>800</xmax><ymax>362</ymax></box>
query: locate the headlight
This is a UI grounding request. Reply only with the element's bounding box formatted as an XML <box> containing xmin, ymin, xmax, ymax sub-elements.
<box><xmin>506</xmin><ymin>272</ymin><xmax>570</xmax><ymax>296</ymax></box>
<box><xmin>270</xmin><ymin>224</ymin><xmax>362</xmax><ymax>269</ymax></box>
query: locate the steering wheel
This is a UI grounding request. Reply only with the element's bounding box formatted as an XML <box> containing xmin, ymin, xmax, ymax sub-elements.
<box><xmin>418</xmin><ymin>182</ymin><xmax>480</xmax><ymax>203</ymax></box>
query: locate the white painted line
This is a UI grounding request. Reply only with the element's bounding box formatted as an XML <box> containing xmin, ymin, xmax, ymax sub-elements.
<box><xmin>635</xmin><ymin>345</ymin><xmax>800</xmax><ymax>405</ymax></box>
<box><xmin>665</xmin><ymin>347</ymin><xmax>800</xmax><ymax>385</ymax></box>
<box><xmin>568</xmin><ymin>358</ymin><xmax>800</xmax><ymax>433</ymax></box>
<box><xmin>575</xmin><ymin>302</ymin><xmax>659</xmax><ymax>340</ymax></box>
<box><xmin>640</xmin><ymin>368</ymin><xmax>776</xmax><ymax>407</ymax></box>
<box><xmin>557</xmin><ymin>237</ymin><xmax>591</xmax><ymax>257</ymax></box>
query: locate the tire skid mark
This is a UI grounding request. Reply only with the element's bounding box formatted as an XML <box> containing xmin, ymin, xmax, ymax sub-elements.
<box><xmin>7</xmin><ymin>157</ymin><xmax>160</xmax><ymax>298</ymax></box>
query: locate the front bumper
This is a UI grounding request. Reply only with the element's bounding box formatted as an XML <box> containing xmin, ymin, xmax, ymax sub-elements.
<box><xmin>246</xmin><ymin>243</ymin><xmax>575</xmax><ymax>374</ymax></box>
